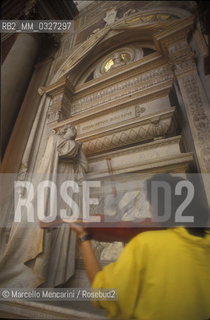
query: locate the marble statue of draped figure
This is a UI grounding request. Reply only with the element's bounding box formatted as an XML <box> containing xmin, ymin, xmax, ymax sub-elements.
<box><xmin>45</xmin><ymin>125</ymin><xmax>89</xmax><ymax>287</ymax></box>
<box><xmin>0</xmin><ymin>125</ymin><xmax>88</xmax><ymax>288</ymax></box>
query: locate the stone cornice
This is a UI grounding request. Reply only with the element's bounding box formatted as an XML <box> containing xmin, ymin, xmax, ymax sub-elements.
<box><xmin>154</xmin><ymin>15</ymin><xmax>194</xmax><ymax>42</ymax></box>
<box><xmin>86</xmin><ymin>135</ymin><xmax>194</xmax><ymax>178</ymax></box>
<box><xmin>70</xmin><ymin>66</ymin><xmax>173</xmax><ymax>116</ymax></box>
<box><xmin>75</xmin><ymin>5</ymin><xmax>191</xmax><ymax>33</ymax></box>
<box><xmin>87</xmin><ymin>153</ymin><xmax>194</xmax><ymax>178</ymax></box>
<box><xmin>121</xmin><ymin>153</ymin><xmax>194</xmax><ymax>174</ymax></box>
<box><xmin>51</xmin><ymin>83</ymin><xmax>172</xmax><ymax>130</ymax></box>
<box><xmin>88</xmin><ymin>136</ymin><xmax>182</xmax><ymax>160</ymax></box>
<box><xmin>43</xmin><ymin>78</ymin><xmax>74</xmax><ymax>97</ymax></box>
<box><xmin>79</xmin><ymin>107</ymin><xmax>175</xmax><ymax>140</ymax></box>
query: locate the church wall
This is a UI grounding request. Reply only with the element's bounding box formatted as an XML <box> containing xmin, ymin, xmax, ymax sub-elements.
<box><xmin>1</xmin><ymin>57</ymin><xmax>53</xmax><ymax>174</ymax></box>
<box><xmin>1</xmin><ymin>0</ymin><xmax>210</xmax><ymax>309</ymax></box>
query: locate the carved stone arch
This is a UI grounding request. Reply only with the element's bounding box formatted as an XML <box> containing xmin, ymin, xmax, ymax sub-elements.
<box><xmin>75</xmin><ymin>42</ymin><xmax>156</xmax><ymax>86</ymax></box>
<box><xmin>49</xmin><ymin>6</ymin><xmax>193</xmax><ymax>85</ymax></box>
<box><xmin>53</xmin><ymin>27</ymin><xmax>159</xmax><ymax>87</ymax></box>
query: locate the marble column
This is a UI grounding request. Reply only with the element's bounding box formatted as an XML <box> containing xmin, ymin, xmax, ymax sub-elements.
<box><xmin>1</xmin><ymin>33</ymin><xmax>39</xmax><ymax>157</ymax></box>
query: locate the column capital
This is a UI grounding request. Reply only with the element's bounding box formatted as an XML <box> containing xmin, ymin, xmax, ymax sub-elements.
<box><xmin>155</xmin><ymin>22</ymin><xmax>197</xmax><ymax>77</ymax></box>
<box><xmin>153</xmin><ymin>15</ymin><xmax>195</xmax><ymax>54</ymax></box>
<box><xmin>167</xmin><ymin>40</ymin><xmax>196</xmax><ymax>76</ymax></box>
<box><xmin>43</xmin><ymin>78</ymin><xmax>74</xmax><ymax>124</ymax></box>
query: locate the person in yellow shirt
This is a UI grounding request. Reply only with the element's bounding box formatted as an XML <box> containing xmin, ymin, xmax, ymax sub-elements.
<box><xmin>70</xmin><ymin>174</ymin><xmax>210</xmax><ymax>320</ymax></box>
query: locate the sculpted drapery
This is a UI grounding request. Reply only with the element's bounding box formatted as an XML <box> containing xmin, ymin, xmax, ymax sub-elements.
<box><xmin>0</xmin><ymin>125</ymin><xmax>88</xmax><ymax>287</ymax></box>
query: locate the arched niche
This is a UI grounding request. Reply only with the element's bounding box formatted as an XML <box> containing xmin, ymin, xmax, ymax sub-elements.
<box><xmin>68</xmin><ymin>36</ymin><xmax>157</xmax><ymax>88</ymax></box>
<box><xmin>75</xmin><ymin>43</ymin><xmax>156</xmax><ymax>86</ymax></box>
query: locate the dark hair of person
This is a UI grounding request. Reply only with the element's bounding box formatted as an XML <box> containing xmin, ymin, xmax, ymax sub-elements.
<box><xmin>146</xmin><ymin>174</ymin><xmax>209</xmax><ymax>237</ymax></box>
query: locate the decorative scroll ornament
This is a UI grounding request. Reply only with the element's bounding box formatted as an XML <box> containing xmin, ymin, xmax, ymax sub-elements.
<box><xmin>135</xmin><ymin>106</ymin><xmax>146</xmax><ymax>117</ymax></box>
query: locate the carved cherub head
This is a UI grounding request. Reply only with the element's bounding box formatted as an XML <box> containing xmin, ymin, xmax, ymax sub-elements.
<box><xmin>57</xmin><ymin>124</ymin><xmax>77</xmax><ymax>140</ymax></box>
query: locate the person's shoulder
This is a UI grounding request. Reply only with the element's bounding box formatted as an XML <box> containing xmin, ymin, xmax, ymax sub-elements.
<box><xmin>130</xmin><ymin>229</ymin><xmax>173</xmax><ymax>247</ymax></box>
<box><xmin>136</xmin><ymin>229</ymin><xmax>170</xmax><ymax>240</ymax></box>
<box><xmin>124</xmin><ymin>230</ymin><xmax>172</xmax><ymax>260</ymax></box>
